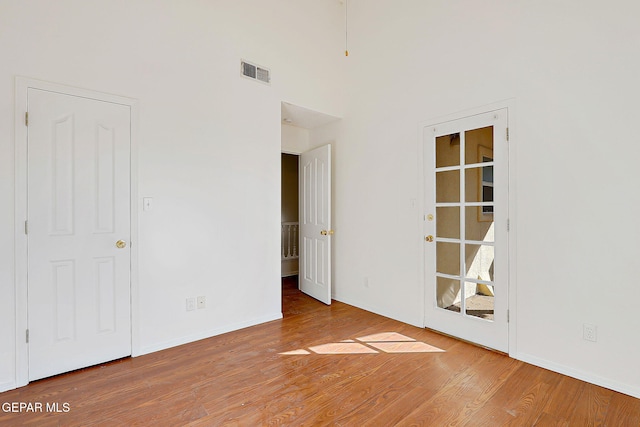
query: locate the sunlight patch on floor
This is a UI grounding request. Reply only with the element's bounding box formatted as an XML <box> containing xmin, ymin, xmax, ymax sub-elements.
<box><xmin>368</xmin><ymin>341</ymin><xmax>444</xmax><ymax>353</ymax></box>
<box><xmin>357</xmin><ymin>332</ymin><xmax>416</xmax><ymax>342</ymax></box>
<box><xmin>310</xmin><ymin>342</ymin><xmax>378</xmax><ymax>354</ymax></box>
<box><xmin>279</xmin><ymin>349</ymin><xmax>311</xmax><ymax>355</ymax></box>
<box><xmin>279</xmin><ymin>332</ymin><xmax>445</xmax><ymax>355</ymax></box>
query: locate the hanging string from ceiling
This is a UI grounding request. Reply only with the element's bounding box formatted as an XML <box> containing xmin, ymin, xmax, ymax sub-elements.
<box><xmin>345</xmin><ymin>0</ymin><xmax>349</xmax><ymax>56</ymax></box>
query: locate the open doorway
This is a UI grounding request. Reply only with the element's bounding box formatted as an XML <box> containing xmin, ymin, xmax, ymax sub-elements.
<box><xmin>281</xmin><ymin>152</ymin><xmax>300</xmax><ymax>314</ymax></box>
<box><xmin>280</xmin><ymin>102</ymin><xmax>339</xmax><ymax>313</ymax></box>
<box><xmin>281</xmin><ymin>153</ymin><xmax>300</xmax><ymax>278</ymax></box>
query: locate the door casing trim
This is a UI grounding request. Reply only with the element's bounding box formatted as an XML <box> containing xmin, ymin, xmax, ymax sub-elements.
<box><xmin>417</xmin><ymin>99</ymin><xmax>517</xmax><ymax>357</ymax></box>
<box><xmin>14</xmin><ymin>77</ymin><xmax>140</xmax><ymax>388</ymax></box>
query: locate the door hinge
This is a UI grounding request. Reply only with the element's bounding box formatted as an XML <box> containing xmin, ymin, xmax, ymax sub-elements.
<box><xmin>24</xmin><ymin>220</ymin><xmax>28</xmax><ymax>235</ymax></box>
<box><xmin>506</xmin><ymin>127</ymin><xmax>509</xmax><ymax>142</ymax></box>
<box><xmin>26</xmin><ymin>329</ymin><xmax>29</xmax><ymax>343</ymax></box>
<box><xmin>25</xmin><ymin>112</ymin><xmax>29</xmax><ymax>126</ymax></box>
<box><xmin>507</xmin><ymin>219</ymin><xmax>510</xmax><ymax>231</ymax></box>
<box><xmin>507</xmin><ymin>310</ymin><xmax>510</xmax><ymax>323</ymax></box>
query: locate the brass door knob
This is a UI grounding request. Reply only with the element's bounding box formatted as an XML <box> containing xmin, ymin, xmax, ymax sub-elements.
<box><xmin>115</xmin><ymin>240</ymin><xmax>127</xmax><ymax>249</ymax></box>
<box><xmin>320</xmin><ymin>230</ymin><xmax>335</xmax><ymax>236</ymax></box>
<box><xmin>425</xmin><ymin>235</ymin><xmax>434</xmax><ymax>242</ymax></box>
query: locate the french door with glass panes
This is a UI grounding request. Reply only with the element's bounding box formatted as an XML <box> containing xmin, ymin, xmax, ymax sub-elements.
<box><xmin>423</xmin><ymin>110</ymin><xmax>509</xmax><ymax>352</ymax></box>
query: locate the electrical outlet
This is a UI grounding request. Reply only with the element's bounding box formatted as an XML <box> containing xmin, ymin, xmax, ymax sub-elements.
<box><xmin>186</xmin><ymin>297</ymin><xmax>196</xmax><ymax>311</ymax></box>
<box><xmin>583</xmin><ymin>323</ymin><xmax>597</xmax><ymax>342</ymax></box>
<box><xmin>197</xmin><ymin>296</ymin><xmax>206</xmax><ymax>309</ymax></box>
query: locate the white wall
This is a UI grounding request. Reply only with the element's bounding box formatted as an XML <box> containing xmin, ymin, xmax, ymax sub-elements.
<box><xmin>3</xmin><ymin>0</ymin><xmax>638</xmax><ymax>400</ymax></box>
<box><xmin>281</xmin><ymin>124</ymin><xmax>311</xmax><ymax>154</ymax></box>
<box><xmin>0</xmin><ymin>0</ymin><xmax>343</xmax><ymax>391</ymax></box>
<box><xmin>332</xmin><ymin>0</ymin><xmax>640</xmax><ymax>397</ymax></box>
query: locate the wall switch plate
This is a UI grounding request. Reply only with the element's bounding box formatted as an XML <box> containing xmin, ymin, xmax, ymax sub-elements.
<box><xmin>583</xmin><ymin>323</ymin><xmax>597</xmax><ymax>342</ymax></box>
<box><xmin>143</xmin><ymin>197</ymin><xmax>153</xmax><ymax>211</ymax></box>
<box><xmin>186</xmin><ymin>297</ymin><xmax>196</xmax><ymax>311</ymax></box>
<box><xmin>197</xmin><ymin>296</ymin><xmax>206</xmax><ymax>309</ymax></box>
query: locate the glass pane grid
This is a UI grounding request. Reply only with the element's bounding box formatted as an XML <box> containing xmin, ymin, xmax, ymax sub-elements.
<box><xmin>434</xmin><ymin>126</ymin><xmax>495</xmax><ymax>322</ymax></box>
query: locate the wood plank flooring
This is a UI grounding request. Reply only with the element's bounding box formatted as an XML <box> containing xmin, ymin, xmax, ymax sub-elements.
<box><xmin>1</xmin><ymin>276</ymin><xmax>639</xmax><ymax>426</ymax></box>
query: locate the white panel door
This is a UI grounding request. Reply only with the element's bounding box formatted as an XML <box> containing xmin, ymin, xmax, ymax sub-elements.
<box><xmin>27</xmin><ymin>88</ymin><xmax>132</xmax><ymax>380</ymax></box>
<box><xmin>424</xmin><ymin>110</ymin><xmax>509</xmax><ymax>352</ymax></box>
<box><xmin>299</xmin><ymin>144</ymin><xmax>332</xmax><ymax>305</ymax></box>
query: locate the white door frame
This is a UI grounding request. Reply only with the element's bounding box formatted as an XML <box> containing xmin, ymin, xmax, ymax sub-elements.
<box><xmin>14</xmin><ymin>77</ymin><xmax>140</xmax><ymax>387</ymax></box>
<box><xmin>418</xmin><ymin>100</ymin><xmax>518</xmax><ymax>356</ymax></box>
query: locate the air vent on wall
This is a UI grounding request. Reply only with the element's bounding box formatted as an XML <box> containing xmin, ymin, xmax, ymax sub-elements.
<box><xmin>241</xmin><ymin>60</ymin><xmax>271</xmax><ymax>84</ymax></box>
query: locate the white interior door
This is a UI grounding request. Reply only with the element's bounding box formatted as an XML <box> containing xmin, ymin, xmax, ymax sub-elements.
<box><xmin>424</xmin><ymin>110</ymin><xmax>509</xmax><ymax>352</ymax></box>
<box><xmin>299</xmin><ymin>144</ymin><xmax>332</xmax><ymax>305</ymax></box>
<box><xmin>27</xmin><ymin>88</ymin><xmax>132</xmax><ymax>380</ymax></box>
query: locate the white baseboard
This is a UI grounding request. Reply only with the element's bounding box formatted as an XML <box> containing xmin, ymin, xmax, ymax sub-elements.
<box><xmin>515</xmin><ymin>352</ymin><xmax>640</xmax><ymax>399</ymax></box>
<box><xmin>137</xmin><ymin>312</ymin><xmax>283</xmax><ymax>356</ymax></box>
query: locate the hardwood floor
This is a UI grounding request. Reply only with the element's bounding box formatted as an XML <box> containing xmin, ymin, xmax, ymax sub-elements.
<box><xmin>1</xmin><ymin>276</ymin><xmax>639</xmax><ymax>426</ymax></box>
